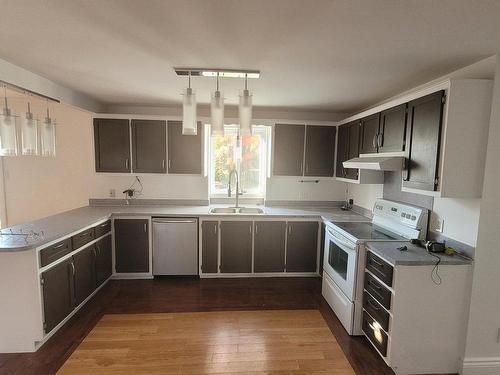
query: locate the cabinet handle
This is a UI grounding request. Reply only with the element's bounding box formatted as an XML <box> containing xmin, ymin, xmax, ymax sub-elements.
<box><xmin>368</xmin><ymin>280</ymin><xmax>382</xmax><ymax>290</ymax></box>
<box><xmin>369</xmin><ymin>258</ymin><xmax>384</xmax><ymax>267</ymax></box>
<box><xmin>70</xmin><ymin>261</ymin><xmax>76</xmax><ymax>277</ymax></box>
<box><xmin>377</xmin><ymin>133</ymin><xmax>383</xmax><ymax>148</ymax></box>
<box><xmin>214</xmin><ymin>223</ymin><xmax>217</xmax><ymax>234</ymax></box>
<box><xmin>288</xmin><ymin>225</ymin><xmax>292</xmax><ymax>235</ymax></box>
<box><xmin>144</xmin><ymin>223</ymin><xmax>147</xmax><ymax>233</ymax></box>
<box><xmin>249</xmin><ymin>224</ymin><xmax>252</xmax><ymax>234</ymax></box>
<box><xmin>98</xmin><ymin>222</ymin><xmax>109</xmax><ymax>228</ymax></box>
<box><xmin>372</xmin><ymin>134</ymin><xmax>377</xmax><ymax>149</ymax></box>
<box><xmin>162</xmin><ymin>160</ymin><xmax>165</xmax><ymax>169</ymax></box>
<box><xmin>125</xmin><ymin>158</ymin><xmax>129</xmax><ymax>169</ymax></box>
<box><xmin>367</xmin><ymin>298</ymin><xmax>380</xmax><ymax>310</ymax></box>
<box><xmin>52</xmin><ymin>242</ymin><xmax>66</xmax><ymax>250</ymax></box>
<box><xmin>168</xmin><ymin>159</ymin><xmax>171</xmax><ymax>169</ymax></box>
<box><xmin>255</xmin><ymin>224</ymin><xmax>258</xmax><ymax>234</ymax></box>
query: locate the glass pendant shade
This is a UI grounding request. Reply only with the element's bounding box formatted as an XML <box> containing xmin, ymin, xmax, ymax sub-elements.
<box><xmin>21</xmin><ymin>105</ymin><xmax>39</xmax><ymax>155</ymax></box>
<box><xmin>40</xmin><ymin>115</ymin><xmax>56</xmax><ymax>156</ymax></box>
<box><xmin>210</xmin><ymin>90</ymin><xmax>224</xmax><ymax>136</ymax></box>
<box><xmin>0</xmin><ymin>108</ymin><xmax>18</xmax><ymax>156</ymax></box>
<box><xmin>239</xmin><ymin>89</ymin><xmax>252</xmax><ymax>135</ymax></box>
<box><xmin>182</xmin><ymin>87</ymin><xmax>197</xmax><ymax>135</ymax></box>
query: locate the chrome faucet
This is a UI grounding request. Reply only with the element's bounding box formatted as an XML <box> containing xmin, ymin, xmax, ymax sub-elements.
<box><xmin>228</xmin><ymin>169</ymin><xmax>242</xmax><ymax>208</ymax></box>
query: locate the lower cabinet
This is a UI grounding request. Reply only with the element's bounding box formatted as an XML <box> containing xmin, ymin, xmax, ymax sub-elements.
<box><xmin>95</xmin><ymin>235</ymin><xmax>112</xmax><ymax>286</ymax></box>
<box><xmin>41</xmin><ymin>259</ymin><xmax>75</xmax><ymax>333</ymax></box>
<box><xmin>114</xmin><ymin>219</ymin><xmax>150</xmax><ymax>273</ymax></box>
<box><xmin>201</xmin><ymin>221</ymin><xmax>218</xmax><ymax>273</ymax></box>
<box><xmin>254</xmin><ymin>221</ymin><xmax>286</xmax><ymax>272</ymax></box>
<box><xmin>286</xmin><ymin>221</ymin><xmax>319</xmax><ymax>272</ymax></box>
<box><xmin>73</xmin><ymin>245</ymin><xmax>96</xmax><ymax>306</ymax></box>
<box><xmin>220</xmin><ymin>221</ymin><xmax>252</xmax><ymax>273</ymax></box>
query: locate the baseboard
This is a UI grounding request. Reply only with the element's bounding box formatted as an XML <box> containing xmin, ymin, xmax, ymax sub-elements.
<box><xmin>462</xmin><ymin>357</ymin><xmax>500</xmax><ymax>375</ymax></box>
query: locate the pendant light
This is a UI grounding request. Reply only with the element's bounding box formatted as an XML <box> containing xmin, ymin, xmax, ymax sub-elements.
<box><xmin>210</xmin><ymin>72</ymin><xmax>224</xmax><ymax>136</ymax></box>
<box><xmin>40</xmin><ymin>101</ymin><xmax>56</xmax><ymax>156</ymax></box>
<box><xmin>21</xmin><ymin>94</ymin><xmax>39</xmax><ymax>155</ymax></box>
<box><xmin>0</xmin><ymin>84</ymin><xmax>18</xmax><ymax>156</ymax></box>
<box><xmin>182</xmin><ymin>71</ymin><xmax>197</xmax><ymax>135</ymax></box>
<box><xmin>239</xmin><ymin>74</ymin><xmax>253</xmax><ymax>135</ymax></box>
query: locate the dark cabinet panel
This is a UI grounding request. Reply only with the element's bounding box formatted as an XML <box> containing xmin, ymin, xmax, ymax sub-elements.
<box><xmin>39</xmin><ymin>239</ymin><xmax>72</xmax><ymax>268</ymax></box>
<box><xmin>71</xmin><ymin>227</ymin><xmax>95</xmax><ymax>250</ymax></box>
<box><xmin>95</xmin><ymin>235</ymin><xmax>112</xmax><ymax>286</ymax></box>
<box><xmin>132</xmin><ymin>120</ymin><xmax>167</xmax><ymax>173</ymax></box>
<box><xmin>336</xmin><ymin>124</ymin><xmax>349</xmax><ymax>178</ymax></box>
<box><xmin>94</xmin><ymin>220</ymin><xmax>111</xmax><ymax>238</ymax></box>
<box><xmin>273</xmin><ymin>124</ymin><xmax>305</xmax><ymax>176</ymax></box>
<box><xmin>42</xmin><ymin>259</ymin><xmax>74</xmax><ymax>333</ymax></box>
<box><xmin>114</xmin><ymin>219</ymin><xmax>149</xmax><ymax>273</ymax></box>
<box><xmin>93</xmin><ymin>118</ymin><xmax>131</xmax><ymax>173</ymax></box>
<box><xmin>202</xmin><ymin>221</ymin><xmax>218</xmax><ymax>273</ymax></box>
<box><xmin>286</xmin><ymin>221</ymin><xmax>318</xmax><ymax>272</ymax></box>
<box><xmin>304</xmin><ymin>126</ymin><xmax>336</xmax><ymax>177</ymax></box>
<box><xmin>220</xmin><ymin>221</ymin><xmax>252</xmax><ymax>273</ymax></box>
<box><xmin>254</xmin><ymin>221</ymin><xmax>286</xmax><ymax>272</ymax></box>
<box><xmin>360</xmin><ymin>113</ymin><xmax>380</xmax><ymax>154</ymax></box>
<box><xmin>167</xmin><ymin>121</ymin><xmax>202</xmax><ymax>174</ymax></box>
<box><xmin>403</xmin><ymin>91</ymin><xmax>444</xmax><ymax>191</ymax></box>
<box><xmin>345</xmin><ymin>121</ymin><xmax>360</xmax><ymax>180</ymax></box>
<box><xmin>379</xmin><ymin>104</ymin><xmax>407</xmax><ymax>153</ymax></box>
<box><xmin>73</xmin><ymin>246</ymin><xmax>96</xmax><ymax>306</ymax></box>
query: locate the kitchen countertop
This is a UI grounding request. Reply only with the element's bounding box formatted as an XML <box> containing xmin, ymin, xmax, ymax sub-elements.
<box><xmin>0</xmin><ymin>204</ymin><xmax>369</xmax><ymax>252</ymax></box>
<box><xmin>365</xmin><ymin>241</ymin><xmax>472</xmax><ymax>266</ymax></box>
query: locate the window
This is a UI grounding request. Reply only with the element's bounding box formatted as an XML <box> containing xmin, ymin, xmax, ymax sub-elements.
<box><xmin>207</xmin><ymin>125</ymin><xmax>270</xmax><ymax>197</ymax></box>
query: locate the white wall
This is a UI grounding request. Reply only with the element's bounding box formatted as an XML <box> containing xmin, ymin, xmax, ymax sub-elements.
<box><xmin>347</xmin><ymin>184</ymin><xmax>383</xmax><ymax>212</ymax></box>
<box><xmin>266</xmin><ymin>177</ymin><xmax>346</xmax><ymax>202</ymax></box>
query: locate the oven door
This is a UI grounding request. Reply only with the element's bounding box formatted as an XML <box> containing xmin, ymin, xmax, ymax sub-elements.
<box><xmin>323</xmin><ymin>226</ymin><xmax>357</xmax><ymax>301</ymax></box>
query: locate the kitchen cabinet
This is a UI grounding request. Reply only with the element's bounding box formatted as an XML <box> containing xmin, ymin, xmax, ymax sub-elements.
<box><xmin>273</xmin><ymin>124</ymin><xmax>305</xmax><ymax>176</ymax></box>
<box><xmin>304</xmin><ymin>126</ymin><xmax>336</xmax><ymax>177</ymax></box>
<box><xmin>220</xmin><ymin>221</ymin><xmax>252</xmax><ymax>273</ymax></box>
<box><xmin>131</xmin><ymin>119</ymin><xmax>167</xmax><ymax>173</ymax></box>
<box><xmin>93</xmin><ymin>118</ymin><xmax>131</xmax><ymax>173</ymax></box>
<box><xmin>39</xmin><ymin>239</ymin><xmax>72</xmax><ymax>268</ymax></box>
<box><xmin>286</xmin><ymin>221</ymin><xmax>318</xmax><ymax>272</ymax></box>
<box><xmin>359</xmin><ymin>113</ymin><xmax>380</xmax><ymax>154</ymax></box>
<box><xmin>167</xmin><ymin>120</ymin><xmax>202</xmax><ymax>174</ymax></box>
<box><xmin>73</xmin><ymin>246</ymin><xmax>96</xmax><ymax>306</ymax></box>
<box><xmin>114</xmin><ymin>219</ymin><xmax>149</xmax><ymax>273</ymax></box>
<box><xmin>403</xmin><ymin>91</ymin><xmax>444</xmax><ymax>191</ymax></box>
<box><xmin>254</xmin><ymin>221</ymin><xmax>286</xmax><ymax>272</ymax></box>
<box><xmin>345</xmin><ymin>121</ymin><xmax>360</xmax><ymax>180</ymax></box>
<box><xmin>201</xmin><ymin>221</ymin><xmax>218</xmax><ymax>273</ymax></box>
<box><xmin>41</xmin><ymin>259</ymin><xmax>75</xmax><ymax>333</ymax></box>
<box><xmin>379</xmin><ymin>104</ymin><xmax>407</xmax><ymax>153</ymax></box>
<box><xmin>336</xmin><ymin>123</ymin><xmax>349</xmax><ymax>178</ymax></box>
<box><xmin>95</xmin><ymin>235</ymin><xmax>112</xmax><ymax>287</ymax></box>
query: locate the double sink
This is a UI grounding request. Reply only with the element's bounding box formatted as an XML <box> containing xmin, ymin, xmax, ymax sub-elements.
<box><xmin>209</xmin><ymin>207</ymin><xmax>265</xmax><ymax>214</ymax></box>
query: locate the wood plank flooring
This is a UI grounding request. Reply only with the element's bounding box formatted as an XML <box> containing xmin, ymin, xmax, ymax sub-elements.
<box><xmin>57</xmin><ymin>310</ymin><xmax>356</xmax><ymax>374</ymax></box>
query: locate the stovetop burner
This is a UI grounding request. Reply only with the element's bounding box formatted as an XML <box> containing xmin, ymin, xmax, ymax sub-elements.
<box><xmin>332</xmin><ymin>221</ymin><xmax>406</xmax><ymax>241</ymax></box>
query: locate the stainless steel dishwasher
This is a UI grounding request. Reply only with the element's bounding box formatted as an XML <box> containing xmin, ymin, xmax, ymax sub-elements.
<box><xmin>152</xmin><ymin>217</ymin><xmax>198</xmax><ymax>275</ymax></box>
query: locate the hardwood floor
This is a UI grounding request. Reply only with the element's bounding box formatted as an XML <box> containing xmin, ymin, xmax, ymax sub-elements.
<box><xmin>0</xmin><ymin>277</ymin><xmax>394</xmax><ymax>375</ymax></box>
<box><xmin>58</xmin><ymin>310</ymin><xmax>356</xmax><ymax>374</ymax></box>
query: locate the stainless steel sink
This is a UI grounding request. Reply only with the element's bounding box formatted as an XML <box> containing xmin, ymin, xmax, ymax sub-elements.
<box><xmin>209</xmin><ymin>207</ymin><xmax>264</xmax><ymax>214</ymax></box>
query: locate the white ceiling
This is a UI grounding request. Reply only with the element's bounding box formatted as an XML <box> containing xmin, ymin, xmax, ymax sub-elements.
<box><xmin>1</xmin><ymin>0</ymin><xmax>499</xmax><ymax>113</ymax></box>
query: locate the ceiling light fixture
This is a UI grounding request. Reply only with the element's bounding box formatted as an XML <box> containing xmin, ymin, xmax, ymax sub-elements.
<box><xmin>40</xmin><ymin>101</ymin><xmax>56</xmax><ymax>157</ymax></box>
<box><xmin>182</xmin><ymin>71</ymin><xmax>197</xmax><ymax>135</ymax></box>
<box><xmin>21</xmin><ymin>94</ymin><xmax>39</xmax><ymax>156</ymax></box>
<box><xmin>239</xmin><ymin>74</ymin><xmax>253</xmax><ymax>135</ymax></box>
<box><xmin>0</xmin><ymin>84</ymin><xmax>18</xmax><ymax>156</ymax></box>
<box><xmin>175</xmin><ymin>68</ymin><xmax>260</xmax><ymax>79</ymax></box>
<box><xmin>210</xmin><ymin>72</ymin><xmax>224</xmax><ymax>136</ymax></box>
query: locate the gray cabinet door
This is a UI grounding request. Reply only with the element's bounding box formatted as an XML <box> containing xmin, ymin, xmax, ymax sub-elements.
<box><xmin>167</xmin><ymin>121</ymin><xmax>202</xmax><ymax>174</ymax></box>
<box><xmin>201</xmin><ymin>221</ymin><xmax>218</xmax><ymax>273</ymax></box>
<box><xmin>403</xmin><ymin>91</ymin><xmax>444</xmax><ymax>191</ymax></box>
<box><xmin>132</xmin><ymin>120</ymin><xmax>167</xmax><ymax>173</ymax></box>
<box><xmin>94</xmin><ymin>118</ymin><xmax>131</xmax><ymax>173</ymax></box>
<box><xmin>220</xmin><ymin>221</ymin><xmax>252</xmax><ymax>273</ymax></box>
<box><xmin>286</xmin><ymin>221</ymin><xmax>318</xmax><ymax>272</ymax></box>
<box><xmin>304</xmin><ymin>126</ymin><xmax>336</xmax><ymax>177</ymax></box>
<box><xmin>379</xmin><ymin>104</ymin><xmax>407</xmax><ymax>153</ymax></box>
<box><xmin>273</xmin><ymin>124</ymin><xmax>305</xmax><ymax>176</ymax></box>
<box><xmin>42</xmin><ymin>259</ymin><xmax>75</xmax><ymax>333</ymax></box>
<box><xmin>114</xmin><ymin>219</ymin><xmax>149</xmax><ymax>273</ymax></box>
<box><xmin>336</xmin><ymin>124</ymin><xmax>349</xmax><ymax>178</ymax></box>
<box><xmin>360</xmin><ymin>113</ymin><xmax>380</xmax><ymax>154</ymax></box>
<box><xmin>254</xmin><ymin>221</ymin><xmax>286</xmax><ymax>272</ymax></box>
<box><xmin>73</xmin><ymin>246</ymin><xmax>96</xmax><ymax>306</ymax></box>
<box><xmin>95</xmin><ymin>235</ymin><xmax>112</xmax><ymax>286</ymax></box>
<box><xmin>345</xmin><ymin>121</ymin><xmax>360</xmax><ymax>180</ymax></box>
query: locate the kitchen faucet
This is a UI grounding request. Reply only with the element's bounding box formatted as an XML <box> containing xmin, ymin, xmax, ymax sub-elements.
<box><xmin>228</xmin><ymin>169</ymin><xmax>242</xmax><ymax>208</ymax></box>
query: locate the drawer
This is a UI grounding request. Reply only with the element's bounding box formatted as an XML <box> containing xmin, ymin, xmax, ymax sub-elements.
<box><xmin>364</xmin><ymin>272</ymin><xmax>392</xmax><ymax>310</ymax></box>
<box><xmin>94</xmin><ymin>220</ymin><xmax>111</xmax><ymax>238</ymax></box>
<box><xmin>366</xmin><ymin>251</ymin><xmax>393</xmax><ymax>287</ymax></box>
<box><xmin>39</xmin><ymin>239</ymin><xmax>72</xmax><ymax>267</ymax></box>
<box><xmin>363</xmin><ymin>291</ymin><xmax>390</xmax><ymax>332</ymax></box>
<box><xmin>72</xmin><ymin>227</ymin><xmax>96</xmax><ymax>249</ymax></box>
<box><xmin>363</xmin><ymin>311</ymin><xmax>388</xmax><ymax>357</ymax></box>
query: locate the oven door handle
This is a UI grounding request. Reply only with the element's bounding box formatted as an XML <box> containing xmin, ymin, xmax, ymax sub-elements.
<box><xmin>328</xmin><ymin>230</ymin><xmax>356</xmax><ymax>251</ymax></box>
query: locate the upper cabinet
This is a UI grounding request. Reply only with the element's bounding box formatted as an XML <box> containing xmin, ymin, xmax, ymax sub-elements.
<box><xmin>379</xmin><ymin>104</ymin><xmax>407</xmax><ymax>153</ymax></box>
<box><xmin>167</xmin><ymin>121</ymin><xmax>202</xmax><ymax>174</ymax></box>
<box><xmin>335</xmin><ymin>123</ymin><xmax>349</xmax><ymax>178</ymax></box>
<box><xmin>131</xmin><ymin>120</ymin><xmax>167</xmax><ymax>173</ymax></box>
<box><xmin>94</xmin><ymin>119</ymin><xmax>131</xmax><ymax>173</ymax></box>
<box><xmin>359</xmin><ymin>113</ymin><xmax>380</xmax><ymax>154</ymax></box>
<box><xmin>273</xmin><ymin>124</ymin><xmax>336</xmax><ymax>177</ymax></box>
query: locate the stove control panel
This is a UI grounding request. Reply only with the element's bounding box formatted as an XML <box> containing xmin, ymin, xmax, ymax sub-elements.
<box><xmin>373</xmin><ymin>199</ymin><xmax>425</xmax><ymax>229</ymax></box>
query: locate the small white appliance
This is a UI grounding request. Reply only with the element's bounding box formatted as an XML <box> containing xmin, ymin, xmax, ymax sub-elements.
<box><xmin>322</xmin><ymin>199</ymin><xmax>428</xmax><ymax>335</ymax></box>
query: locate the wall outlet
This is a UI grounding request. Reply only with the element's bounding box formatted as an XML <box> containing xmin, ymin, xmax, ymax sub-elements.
<box><xmin>109</xmin><ymin>189</ymin><xmax>116</xmax><ymax>198</ymax></box>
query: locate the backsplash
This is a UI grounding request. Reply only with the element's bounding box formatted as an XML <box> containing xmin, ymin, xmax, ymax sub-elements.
<box><xmin>383</xmin><ymin>171</ymin><xmax>434</xmax><ymax>210</ymax></box>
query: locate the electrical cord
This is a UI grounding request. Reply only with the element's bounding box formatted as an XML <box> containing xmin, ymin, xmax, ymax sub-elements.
<box><xmin>125</xmin><ymin>176</ymin><xmax>143</xmax><ymax>199</ymax></box>
<box><xmin>427</xmin><ymin>251</ymin><xmax>442</xmax><ymax>285</ymax></box>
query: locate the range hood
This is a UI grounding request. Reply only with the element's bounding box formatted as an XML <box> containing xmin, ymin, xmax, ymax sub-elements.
<box><xmin>343</xmin><ymin>156</ymin><xmax>406</xmax><ymax>171</ymax></box>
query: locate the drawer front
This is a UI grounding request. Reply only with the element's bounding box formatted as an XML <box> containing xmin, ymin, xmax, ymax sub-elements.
<box><xmin>72</xmin><ymin>228</ymin><xmax>96</xmax><ymax>249</ymax></box>
<box><xmin>364</xmin><ymin>272</ymin><xmax>392</xmax><ymax>310</ymax></box>
<box><xmin>363</xmin><ymin>311</ymin><xmax>388</xmax><ymax>357</ymax></box>
<box><xmin>40</xmin><ymin>239</ymin><xmax>73</xmax><ymax>267</ymax></box>
<box><xmin>363</xmin><ymin>291</ymin><xmax>390</xmax><ymax>332</ymax></box>
<box><xmin>366</xmin><ymin>251</ymin><xmax>394</xmax><ymax>287</ymax></box>
<box><xmin>94</xmin><ymin>220</ymin><xmax>111</xmax><ymax>238</ymax></box>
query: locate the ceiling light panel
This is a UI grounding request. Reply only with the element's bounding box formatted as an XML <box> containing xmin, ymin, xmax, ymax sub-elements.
<box><xmin>175</xmin><ymin>68</ymin><xmax>260</xmax><ymax>79</ymax></box>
